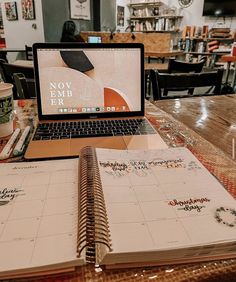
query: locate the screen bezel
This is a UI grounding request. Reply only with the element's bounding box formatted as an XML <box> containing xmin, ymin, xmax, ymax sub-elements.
<box><xmin>33</xmin><ymin>42</ymin><xmax>145</xmax><ymax>121</ymax></box>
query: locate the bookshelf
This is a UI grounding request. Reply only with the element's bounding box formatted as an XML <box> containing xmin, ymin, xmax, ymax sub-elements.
<box><xmin>128</xmin><ymin>2</ymin><xmax>182</xmax><ymax>32</ymax></box>
<box><xmin>179</xmin><ymin>37</ymin><xmax>233</xmax><ymax>68</ymax></box>
<box><xmin>181</xmin><ymin>37</ymin><xmax>234</xmax><ymax>53</ymax></box>
<box><xmin>180</xmin><ymin>27</ymin><xmax>234</xmax><ymax>53</ymax></box>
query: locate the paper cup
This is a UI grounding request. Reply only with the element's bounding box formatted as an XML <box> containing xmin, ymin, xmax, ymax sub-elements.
<box><xmin>0</xmin><ymin>83</ymin><xmax>14</xmax><ymax>138</ymax></box>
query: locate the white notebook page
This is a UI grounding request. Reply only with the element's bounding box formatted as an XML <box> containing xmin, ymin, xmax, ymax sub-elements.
<box><xmin>0</xmin><ymin>159</ymin><xmax>83</xmax><ymax>274</ymax></box>
<box><xmin>96</xmin><ymin>147</ymin><xmax>236</xmax><ymax>255</ymax></box>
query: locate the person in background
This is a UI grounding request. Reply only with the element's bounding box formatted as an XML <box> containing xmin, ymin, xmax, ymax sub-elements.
<box><xmin>60</xmin><ymin>20</ymin><xmax>85</xmax><ymax>42</ymax></box>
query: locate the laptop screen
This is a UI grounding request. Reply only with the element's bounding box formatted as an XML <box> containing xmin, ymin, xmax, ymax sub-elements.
<box><xmin>87</xmin><ymin>36</ymin><xmax>102</xmax><ymax>43</ymax></box>
<box><xmin>33</xmin><ymin>43</ymin><xmax>144</xmax><ymax>120</ymax></box>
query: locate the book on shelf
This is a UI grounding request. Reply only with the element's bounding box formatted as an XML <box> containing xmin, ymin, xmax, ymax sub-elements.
<box><xmin>145</xmin><ymin>20</ymin><xmax>153</xmax><ymax>31</ymax></box>
<box><xmin>1</xmin><ymin>146</ymin><xmax>236</xmax><ymax>279</ymax></box>
<box><xmin>155</xmin><ymin>18</ymin><xmax>165</xmax><ymax>31</ymax></box>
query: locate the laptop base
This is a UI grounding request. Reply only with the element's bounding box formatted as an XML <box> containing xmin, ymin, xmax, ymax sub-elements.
<box><xmin>24</xmin><ymin>134</ymin><xmax>167</xmax><ymax>160</ymax></box>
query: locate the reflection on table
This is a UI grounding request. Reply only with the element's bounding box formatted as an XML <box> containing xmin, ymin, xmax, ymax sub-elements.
<box><xmin>152</xmin><ymin>94</ymin><xmax>236</xmax><ymax>159</ymax></box>
<box><xmin>1</xmin><ymin>98</ymin><xmax>236</xmax><ymax>281</ymax></box>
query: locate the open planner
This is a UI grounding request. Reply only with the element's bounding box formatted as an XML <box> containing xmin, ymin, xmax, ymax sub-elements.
<box><xmin>1</xmin><ymin>146</ymin><xmax>236</xmax><ymax>278</ymax></box>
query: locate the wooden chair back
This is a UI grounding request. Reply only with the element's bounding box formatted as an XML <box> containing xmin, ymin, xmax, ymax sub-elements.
<box><xmin>150</xmin><ymin>69</ymin><xmax>223</xmax><ymax>100</ymax></box>
<box><xmin>165</xmin><ymin>57</ymin><xmax>207</xmax><ymax>95</ymax></box>
<box><xmin>167</xmin><ymin>57</ymin><xmax>206</xmax><ymax>73</ymax></box>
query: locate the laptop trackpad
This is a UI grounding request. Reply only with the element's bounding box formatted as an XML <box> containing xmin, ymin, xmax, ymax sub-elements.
<box><xmin>24</xmin><ymin>139</ymin><xmax>71</xmax><ymax>159</ymax></box>
<box><xmin>70</xmin><ymin>136</ymin><xmax>127</xmax><ymax>155</ymax></box>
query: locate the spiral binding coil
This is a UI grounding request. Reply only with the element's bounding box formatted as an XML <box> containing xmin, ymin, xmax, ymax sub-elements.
<box><xmin>77</xmin><ymin>146</ymin><xmax>112</xmax><ymax>264</ymax></box>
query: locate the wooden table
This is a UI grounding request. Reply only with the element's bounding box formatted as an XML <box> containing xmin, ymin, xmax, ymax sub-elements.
<box><xmin>0</xmin><ymin>48</ymin><xmax>25</xmax><ymax>52</ymax></box>
<box><xmin>152</xmin><ymin>94</ymin><xmax>236</xmax><ymax>160</ymax></box>
<box><xmin>145</xmin><ymin>50</ymin><xmax>184</xmax><ymax>58</ymax></box>
<box><xmin>145</xmin><ymin>50</ymin><xmax>184</xmax><ymax>63</ymax></box>
<box><xmin>0</xmin><ymin>48</ymin><xmax>25</xmax><ymax>62</ymax></box>
<box><xmin>13</xmin><ymin>59</ymin><xmax>33</xmax><ymax>67</ymax></box>
<box><xmin>144</xmin><ymin>62</ymin><xmax>168</xmax><ymax>71</ymax></box>
<box><xmin>1</xmin><ymin>99</ymin><xmax>236</xmax><ymax>281</ymax></box>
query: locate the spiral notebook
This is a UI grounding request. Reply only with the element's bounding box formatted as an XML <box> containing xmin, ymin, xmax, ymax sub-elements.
<box><xmin>1</xmin><ymin>147</ymin><xmax>236</xmax><ymax>278</ymax></box>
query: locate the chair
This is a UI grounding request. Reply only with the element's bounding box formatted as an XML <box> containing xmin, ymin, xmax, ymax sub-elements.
<box><xmin>166</xmin><ymin>57</ymin><xmax>207</xmax><ymax>95</ymax></box>
<box><xmin>13</xmin><ymin>73</ymin><xmax>36</xmax><ymax>99</ymax></box>
<box><xmin>167</xmin><ymin>57</ymin><xmax>207</xmax><ymax>73</ymax></box>
<box><xmin>0</xmin><ymin>60</ymin><xmax>35</xmax><ymax>99</ymax></box>
<box><xmin>150</xmin><ymin>69</ymin><xmax>223</xmax><ymax>100</ymax></box>
<box><xmin>25</xmin><ymin>45</ymin><xmax>33</xmax><ymax>61</ymax></box>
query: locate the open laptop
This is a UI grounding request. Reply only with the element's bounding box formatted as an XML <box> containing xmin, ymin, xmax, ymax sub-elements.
<box><xmin>87</xmin><ymin>35</ymin><xmax>102</xmax><ymax>43</ymax></box>
<box><xmin>25</xmin><ymin>43</ymin><xmax>167</xmax><ymax>160</ymax></box>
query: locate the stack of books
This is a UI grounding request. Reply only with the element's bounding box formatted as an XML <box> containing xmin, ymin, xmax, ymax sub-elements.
<box><xmin>209</xmin><ymin>28</ymin><xmax>231</xmax><ymax>38</ymax></box>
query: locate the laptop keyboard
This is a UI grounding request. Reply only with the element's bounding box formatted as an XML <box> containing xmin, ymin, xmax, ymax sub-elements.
<box><xmin>33</xmin><ymin>118</ymin><xmax>156</xmax><ymax>140</ymax></box>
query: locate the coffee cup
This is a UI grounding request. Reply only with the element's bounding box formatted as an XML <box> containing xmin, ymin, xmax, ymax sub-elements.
<box><xmin>0</xmin><ymin>83</ymin><xmax>14</xmax><ymax>138</ymax></box>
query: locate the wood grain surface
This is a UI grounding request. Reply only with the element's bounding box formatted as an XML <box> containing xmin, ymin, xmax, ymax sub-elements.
<box><xmin>153</xmin><ymin>94</ymin><xmax>236</xmax><ymax>160</ymax></box>
<box><xmin>80</xmin><ymin>31</ymin><xmax>171</xmax><ymax>52</ymax></box>
<box><xmin>1</xmin><ymin>99</ymin><xmax>236</xmax><ymax>281</ymax></box>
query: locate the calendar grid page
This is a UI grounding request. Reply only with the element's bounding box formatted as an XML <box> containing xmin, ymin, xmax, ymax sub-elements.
<box><xmin>96</xmin><ymin>147</ymin><xmax>236</xmax><ymax>257</ymax></box>
<box><xmin>0</xmin><ymin>158</ymin><xmax>83</xmax><ymax>274</ymax></box>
